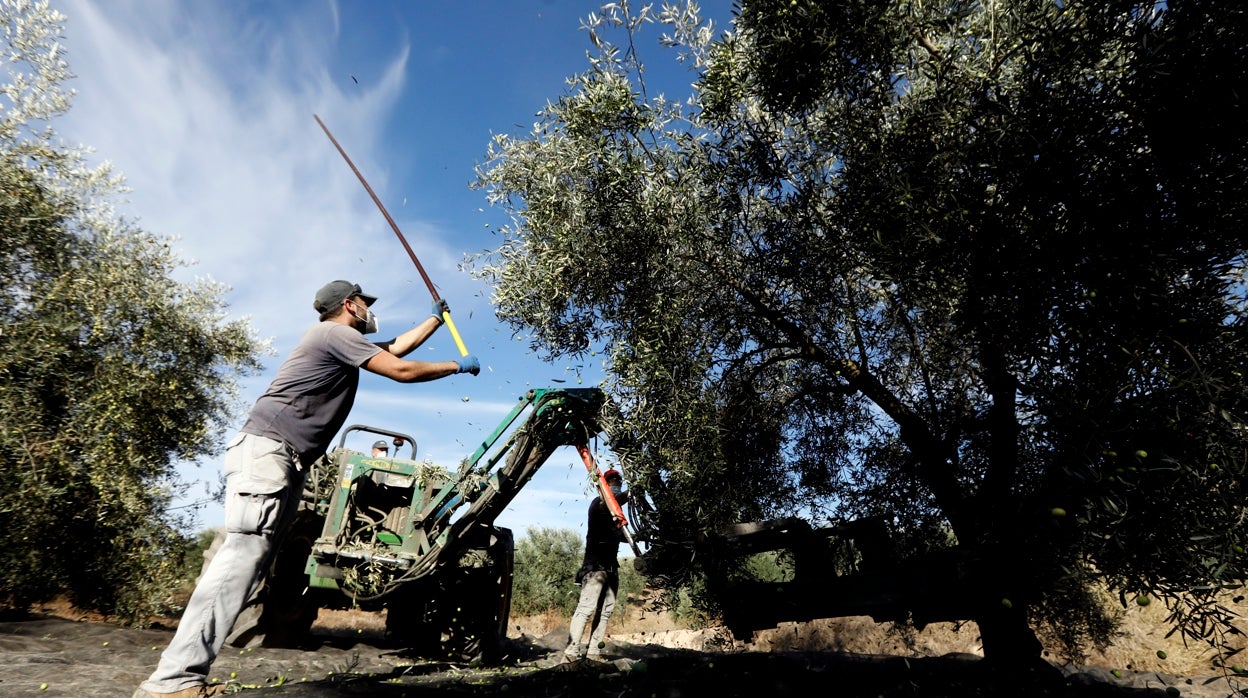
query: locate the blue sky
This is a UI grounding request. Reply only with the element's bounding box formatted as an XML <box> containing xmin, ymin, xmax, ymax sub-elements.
<box><xmin>51</xmin><ymin>0</ymin><xmax>733</xmax><ymax>541</ymax></box>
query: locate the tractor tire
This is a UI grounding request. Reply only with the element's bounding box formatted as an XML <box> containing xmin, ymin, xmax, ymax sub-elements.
<box><xmin>226</xmin><ymin>511</ymin><xmax>321</xmax><ymax>649</ymax></box>
<box><xmin>383</xmin><ymin>588</ymin><xmax>441</xmax><ymax>654</ymax></box>
<box><xmin>487</xmin><ymin>527</ymin><xmax>515</xmax><ymax>650</ymax></box>
<box><xmin>383</xmin><ymin>526</ymin><xmax>514</xmax><ymax>664</ymax></box>
<box><xmin>440</xmin><ymin>526</ymin><xmax>514</xmax><ymax>665</ymax></box>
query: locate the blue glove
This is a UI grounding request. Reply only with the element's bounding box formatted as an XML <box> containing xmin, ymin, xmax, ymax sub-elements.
<box><xmin>431</xmin><ymin>298</ymin><xmax>450</xmax><ymax>321</ymax></box>
<box><xmin>455</xmin><ymin>355</ymin><xmax>480</xmax><ymax>376</ymax></box>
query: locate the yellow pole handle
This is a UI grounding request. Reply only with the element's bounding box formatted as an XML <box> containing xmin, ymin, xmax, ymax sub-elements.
<box><xmin>443</xmin><ymin>311</ymin><xmax>469</xmax><ymax>357</ymax></box>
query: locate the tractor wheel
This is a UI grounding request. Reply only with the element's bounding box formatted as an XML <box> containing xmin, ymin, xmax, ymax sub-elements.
<box><xmin>226</xmin><ymin>511</ymin><xmax>321</xmax><ymax>648</ymax></box>
<box><xmin>381</xmin><ymin>527</ymin><xmax>514</xmax><ymax>664</ymax></box>
<box><xmin>439</xmin><ymin>526</ymin><xmax>514</xmax><ymax>665</ymax></box>
<box><xmin>383</xmin><ymin>587</ymin><xmax>441</xmax><ymax>654</ymax></box>
<box><xmin>487</xmin><ymin>527</ymin><xmax>515</xmax><ymax>650</ymax></box>
<box><xmin>379</xmin><ymin>526</ymin><xmax>516</xmax><ymax>664</ymax></box>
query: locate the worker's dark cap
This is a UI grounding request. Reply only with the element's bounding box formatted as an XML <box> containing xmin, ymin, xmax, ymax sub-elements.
<box><xmin>313</xmin><ymin>280</ymin><xmax>378</xmax><ymax>313</ymax></box>
<box><xmin>372</xmin><ymin>440</ymin><xmax>389</xmax><ymax>450</ymax></box>
<box><xmin>603</xmin><ymin>468</ymin><xmax>622</xmax><ymax>482</ymax></box>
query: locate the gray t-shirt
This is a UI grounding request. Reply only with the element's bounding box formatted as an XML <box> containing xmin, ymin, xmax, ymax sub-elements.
<box><xmin>241</xmin><ymin>321</ymin><xmax>383</xmax><ymax>466</ymax></box>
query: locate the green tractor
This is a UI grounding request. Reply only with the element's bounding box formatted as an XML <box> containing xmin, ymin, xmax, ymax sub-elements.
<box><xmin>221</xmin><ymin>387</ymin><xmax>615</xmax><ymax>663</ymax></box>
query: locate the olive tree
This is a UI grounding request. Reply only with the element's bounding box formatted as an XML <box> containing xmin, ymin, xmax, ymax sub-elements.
<box><xmin>472</xmin><ymin>0</ymin><xmax>1248</xmax><ymax>663</ymax></box>
<box><xmin>0</xmin><ymin>0</ymin><xmax>265</xmax><ymax>620</ymax></box>
<box><xmin>512</xmin><ymin>527</ymin><xmax>583</xmax><ymax>616</ymax></box>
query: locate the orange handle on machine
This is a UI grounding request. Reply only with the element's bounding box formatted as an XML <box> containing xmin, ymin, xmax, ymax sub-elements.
<box><xmin>313</xmin><ymin>113</ymin><xmax>469</xmax><ymax>356</ymax></box>
<box><xmin>577</xmin><ymin>444</ymin><xmax>642</xmax><ymax>556</ymax></box>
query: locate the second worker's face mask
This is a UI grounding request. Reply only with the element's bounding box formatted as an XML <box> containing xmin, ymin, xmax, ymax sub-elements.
<box><xmin>609</xmin><ymin>485</ymin><xmax>623</xmax><ymax>498</ymax></box>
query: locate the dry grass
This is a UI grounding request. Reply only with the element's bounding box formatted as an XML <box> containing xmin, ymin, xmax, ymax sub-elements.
<box><xmin>730</xmin><ymin>598</ymin><xmax>1248</xmax><ymax>676</ymax></box>
<box><xmin>509</xmin><ymin>607</ymin><xmax>567</xmax><ymax>638</ymax></box>
<box><xmin>508</xmin><ymin>592</ymin><xmax>1248</xmax><ymax>677</ymax></box>
<box><xmin>1077</xmin><ymin>597</ymin><xmax>1247</xmax><ymax>676</ymax></box>
<box><xmin>311</xmin><ymin>607</ymin><xmax>388</xmax><ymax>642</ymax></box>
<box><xmin>509</xmin><ymin>597</ymin><xmax>685</xmax><ymax>639</ymax></box>
<box><xmin>30</xmin><ymin>590</ymin><xmax>1248</xmax><ymax>676</ymax></box>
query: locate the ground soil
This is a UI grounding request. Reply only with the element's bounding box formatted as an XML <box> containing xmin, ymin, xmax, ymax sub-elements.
<box><xmin>1</xmin><ymin>601</ymin><xmax>1245</xmax><ymax>698</ymax></box>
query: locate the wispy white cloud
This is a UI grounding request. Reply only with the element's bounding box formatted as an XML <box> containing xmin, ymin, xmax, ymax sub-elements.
<box><xmin>55</xmin><ymin>0</ymin><xmax>471</xmax><ymax>348</ymax></box>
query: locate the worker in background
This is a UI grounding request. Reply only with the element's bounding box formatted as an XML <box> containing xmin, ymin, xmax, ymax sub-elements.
<box><xmin>564</xmin><ymin>468</ymin><xmax>629</xmax><ymax>661</ymax></box>
<box><xmin>372</xmin><ymin>439</ymin><xmax>389</xmax><ymax>457</ymax></box>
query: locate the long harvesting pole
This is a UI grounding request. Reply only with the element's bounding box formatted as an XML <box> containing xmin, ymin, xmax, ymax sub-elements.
<box><xmin>313</xmin><ymin>113</ymin><xmax>469</xmax><ymax>356</ymax></box>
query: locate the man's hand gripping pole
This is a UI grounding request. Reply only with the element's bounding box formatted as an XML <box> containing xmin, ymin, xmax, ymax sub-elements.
<box><xmin>577</xmin><ymin>444</ymin><xmax>642</xmax><ymax>557</ymax></box>
<box><xmin>314</xmin><ymin>113</ymin><xmax>469</xmax><ymax>356</ymax></box>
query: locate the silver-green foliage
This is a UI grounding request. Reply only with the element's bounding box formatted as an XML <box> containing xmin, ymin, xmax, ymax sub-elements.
<box><xmin>511</xmin><ymin>527</ymin><xmax>583</xmax><ymax>616</ymax></box>
<box><xmin>474</xmin><ymin>0</ymin><xmax>1248</xmax><ymax>660</ymax></box>
<box><xmin>474</xmin><ymin>0</ymin><xmax>794</xmax><ymax>546</ymax></box>
<box><xmin>0</xmin><ymin>0</ymin><xmax>265</xmax><ymax>621</ymax></box>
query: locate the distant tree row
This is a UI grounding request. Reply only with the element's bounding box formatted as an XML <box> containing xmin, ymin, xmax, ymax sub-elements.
<box><xmin>511</xmin><ymin>527</ymin><xmax>649</xmax><ymax>621</ymax></box>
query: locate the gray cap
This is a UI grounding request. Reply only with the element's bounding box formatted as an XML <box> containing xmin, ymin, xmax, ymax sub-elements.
<box><xmin>313</xmin><ymin>280</ymin><xmax>378</xmax><ymax>313</ymax></box>
<box><xmin>372</xmin><ymin>440</ymin><xmax>389</xmax><ymax>451</ymax></box>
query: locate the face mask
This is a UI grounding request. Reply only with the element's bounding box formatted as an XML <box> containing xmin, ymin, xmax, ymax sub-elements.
<box><xmin>362</xmin><ymin>310</ymin><xmax>379</xmax><ymax>335</ymax></box>
<box><xmin>349</xmin><ymin>303</ymin><xmax>380</xmax><ymax>335</ymax></box>
<box><xmin>609</xmin><ymin>485</ymin><xmax>623</xmax><ymax>498</ymax></box>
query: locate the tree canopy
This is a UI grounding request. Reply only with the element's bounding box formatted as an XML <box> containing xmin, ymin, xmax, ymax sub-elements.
<box><xmin>473</xmin><ymin>0</ymin><xmax>1248</xmax><ymax>661</ymax></box>
<box><xmin>0</xmin><ymin>0</ymin><xmax>265</xmax><ymax>620</ymax></box>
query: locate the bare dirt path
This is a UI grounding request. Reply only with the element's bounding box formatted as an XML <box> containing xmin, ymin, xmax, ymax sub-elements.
<box><xmin>0</xmin><ymin>612</ymin><xmax>1242</xmax><ymax>698</ymax></box>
